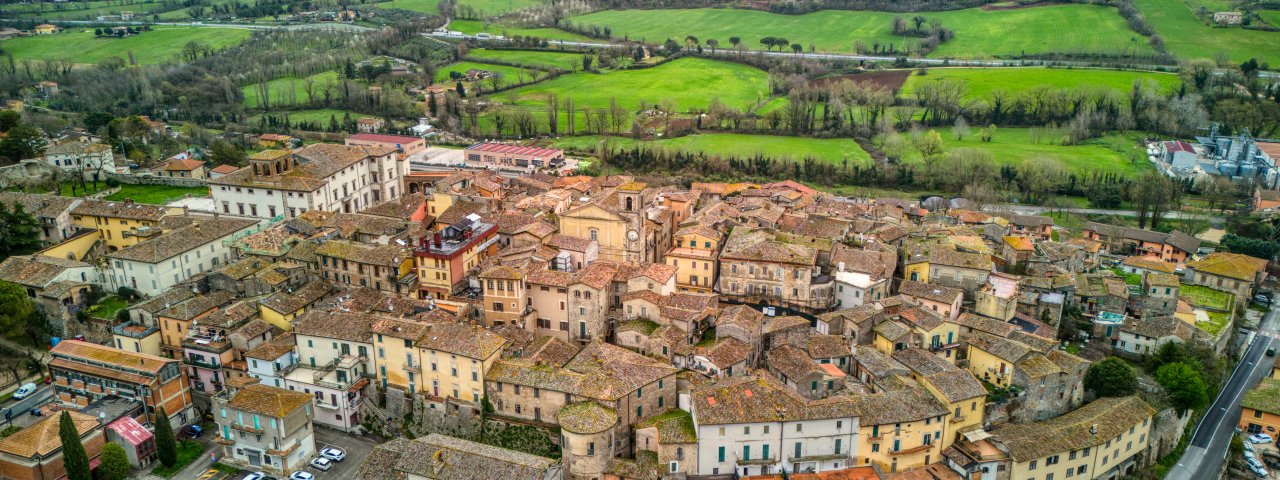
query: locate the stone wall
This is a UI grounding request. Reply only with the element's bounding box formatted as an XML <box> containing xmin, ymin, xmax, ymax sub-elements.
<box><xmin>107</xmin><ymin>172</ymin><xmax>208</xmax><ymax>188</ymax></box>
<box><xmin>1144</xmin><ymin>407</ymin><xmax>1192</xmax><ymax>467</ymax></box>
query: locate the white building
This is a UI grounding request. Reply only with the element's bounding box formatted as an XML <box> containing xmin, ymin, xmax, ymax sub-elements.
<box><xmin>834</xmin><ymin>270</ymin><xmax>887</xmax><ymax>309</ymax></box>
<box><xmin>209</xmin><ymin>144</ymin><xmax>407</xmax><ymax>220</ymax></box>
<box><xmin>245</xmin><ymin>336</ymin><xmax>298</xmax><ymax>389</ymax></box>
<box><xmin>44</xmin><ymin>141</ymin><xmax>123</xmax><ymax>181</ymax></box>
<box><xmin>106</xmin><ymin>217</ymin><xmax>259</xmax><ymax>295</ymax></box>
<box><xmin>692</xmin><ymin>374</ymin><xmax>859</xmax><ymax>477</ymax></box>
<box><xmin>291</xmin><ymin>310</ymin><xmax>375</xmax><ymax>377</ymax></box>
<box><xmin>284</xmin><ymin>355</ymin><xmax>366</xmax><ymax>432</ymax></box>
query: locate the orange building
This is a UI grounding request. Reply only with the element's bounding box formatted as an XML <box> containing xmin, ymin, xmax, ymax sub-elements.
<box><xmin>48</xmin><ymin>340</ymin><xmax>195</xmax><ymax>428</ymax></box>
<box><xmin>1240</xmin><ymin>366</ymin><xmax>1280</xmax><ymax>437</ymax></box>
<box><xmin>0</xmin><ymin>411</ymin><xmax>104</xmax><ymax>480</ymax></box>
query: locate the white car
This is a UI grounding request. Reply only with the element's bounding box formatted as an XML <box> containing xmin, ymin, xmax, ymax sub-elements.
<box><xmin>1251</xmin><ymin>463</ymin><xmax>1270</xmax><ymax>478</ymax></box>
<box><xmin>319</xmin><ymin>447</ymin><xmax>345</xmax><ymax>462</ymax></box>
<box><xmin>289</xmin><ymin>473</ymin><xmax>314</xmax><ymax>480</ymax></box>
<box><xmin>1249</xmin><ymin>433</ymin><xmax>1274</xmax><ymax>444</ymax></box>
<box><xmin>1245</xmin><ymin>441</ymin><xmax>1256</xmax><ymax>452</ymax></box>
<box><xmin>310</xmin><ymin>457</ymin><xmax>332</xmax><ymax>471</ymax></box>
<box><xmin>242</xmin><ymin>473</ymin><xmax>268</xmax><ymax>480</ymax></box>
<box><xmin>12</xmin><ymin>383</ymin><xmax>36</xmax><ymax>400</ymax></box>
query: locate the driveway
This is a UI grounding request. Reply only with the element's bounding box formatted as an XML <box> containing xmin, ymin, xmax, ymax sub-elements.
<box><xmin>306</xmin><ymin>427</ymin><xmax>379</xmax><ymax>479</ymax></box>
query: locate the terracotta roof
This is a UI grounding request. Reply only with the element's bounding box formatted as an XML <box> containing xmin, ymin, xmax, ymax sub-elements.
<box><xmin>212</xmin><ymin>144</ymin><xmax>397</xmax><ymax>191</ymax></box>
<box><xmin>109</xmin><ymin>218</ymin><xmax>258</xmax><ymax>264</ymax></box>
<box><xmin>967</xmin><ymin>331</ymin><xmax>1032</xmax><ymax>363</ymax></box>
<box><xmin>700</xmin><ymin>337</ymin><xmax>751</xmax><ymax>368</ymax></box>
<box><xmin>557</xmin><ymin>401</ymin><xmax>619</xmax><ymax>434</ymax></box>
<box><xmin>72</xmin><ymin>199</ymin><xmax>167</xmax><ymax>221</ymax></box>
<box><xmin>0</xmin><ymin>411</ymin><xmax>99</xmax><ymax>458</ymax></box>
<box><xmin>692</xmin><ymin>373</ymin><xmax>855</xmax><ymax>425</ymax></box>
<box><xmin>227</xmin><ymin>384</ymin><xmax>314</xmax><ymax>417</ymax></box>
<box><xmin>245</xmin><ymin>333</ymin><xmax>296</xmax><ymax>361</ymax></box>
<box><xmin>635</xmin><ymin>409</ymin><xmax>698</xmax><ymax>444</ymax></box>
<box><xmin>0</xmin><ymin>255</ymin><xmax>89</xmax><ymax>288</ymax></box>
<box><xmin>1123</xmin><ymin>255</ymin><xmax>1176</xmax><ymax>273</ymax></box>
<box><xmin>379</xmin><ymin>434</ymin><xmax>558</xmax><ymax>480</ymax></box>
<box><xmin>164</xmin><ymin>158</ymin><xmax>203</xmax><ymax>171</ymax></box>
<box><xmin>717</xmin><ymin>304</ymin><xmax>765</xmax><ymax>330</ymax></box>
<box><xmin>1003</xmin><ymin>236</ymin><xmax>1035</xmax><ymax>252</ymax></box>
<box><xmin>855</xmin><ymin>376</ymin><xmax>949</xmax><ymax>425</ymax></box>
<box><xmin>210</xmin><ymin>164</ymin><xmax>239</xmax><ymax>174</ymax></box>
<box><xmin>853</xmin><ymin>348</ymin><xmax>910</xmax><ymax>380</ymax></box>
<box><xmin>720</xmin><ymin>228</ymin><xmax>818</xmax><ymax>265</ymax></box>
<box><xmin>1189</xmin><ymin>252</ymin><xmax>1268</xmax><ymax>282</ymax></box>
<box><xmin>990</xmin><ymin>396</ymin><xmax>1154</xmax><ymax>462</ymax></box>
<box><xmin>768</xmin><ymin>344</ymin><xmax>824</xmax><ymax>380</ymax></box>
<box><xmin>898</xmin><ymin>280</ymin><xmax>962</xmax><ymax>305</ymax></box>
<box><xmin>488</xmin><ymin>341</ymin><xmax>675</xmax><ymax>401</ymax></box>
<box><xmin>316</xmin><ymin>239</ymin><xmax>405</xmax><ymax>266</ymax></box>
<box><xmin>51</xmin><ymin>339</ymin><xmax>174</xmax><ymax>374</ymax></box>
<box><xmin>1243</xmin><ymin>377</ymin><xmax>1280</xmax><ymax>415</ymax></box>
<box><xmin>293</xmin><ymin>310</ymin><xmax>373</xmax><ymax>342</ymax></box>
<box><xmin>0</xmin><ymin>192</ymin><xmax>76</xmax><ymax>219</ymax></box>
<box><xmin>158</xmin><ymin>291</ymin><xmax>236</xmax><ymax>321</ymax></box>
<box><xmin>807</xmin><ymin>335</ymin><xmax>851</xmax><ymax>359</ymax></box>
<box><xmin>259</xmin><ymin>282</ymin><xmax>332</xmax><ymax>315</ymax></box>
<box><xmin>1146</xmin><ymin>273</ymin><xmax>1180</xmax><ymax>287</ymax></box>
<box><xmin>956</xmin><ymin>313</ymin><xmax>1016</xmax><ymax>337</ymax></box>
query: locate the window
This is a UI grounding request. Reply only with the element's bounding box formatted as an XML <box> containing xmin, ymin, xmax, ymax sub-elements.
<box><xmin>1029</xmin><ymin>461</ymin><xmax>1037</xmax><ymax>471</ymax></box>
<box><xmin>835</xmin><ymin>438</ymin><xmax>843</xmax><ymax>454</ymax></box>
<box><xmin>718</xmin><ymin>446</ymin><xmax>725</xmax><ymax>462</ymax></box>
<box><xmin>796</xmin><ymin>423</ymin><xmax>803</xmax><ymax>433</ymax></box>
<box><xmin>1046</xmin><ymin>455</ymin><xmax>1059</xmax><ymax>466</ymax></box>
<box><xmin>742</xmin><ymin>446</ymin><xmax>750</xmax><ymax>461</ymax></box>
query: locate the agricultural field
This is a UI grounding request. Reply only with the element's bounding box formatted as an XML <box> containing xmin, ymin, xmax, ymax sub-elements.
<box><xmin>241</xmin><ymin>71</ymin><xmax>341</xmax><ymax>109</ymax></box>
<box><xmin>1134</xmin><ymin>0</ymin><xmax>1280</xmax><ymax>64</ymax></box>
<box><xmin>505</xmin><ymin>57</ymin><xmax>769</xmax><ymax>112</ymax></box>
<box><xmin>1</xmin><ymin>0</ymin><xmax>172</xmax><ymax>20</ymax></box>
<box><xmin>902</xmin><ymin>127</ymin><xmax>1150</xmax><ymax>177</ymax></box>
<box><xmin>435</xmin><ymin>61</ymin><xmax>544</xmax><ymax>88</ymax></box>
<box><xmin>249</xmin><ymin>108</ymin><xmax>372</xmax><ymax>127</ymax></box>
<box><xmin>375</xmin><ymin>0</ymin><xmax>540</xmax><ymax>15</ymax></box>
<box><xmin>899</xmin><ymin>67</ymin><xmax>1181</xmax><ymax>100</ymax></box>
<box><xmin>1</xmin><ymin>27</ymin><xmax>252</xmax><ymax>65</ymax></box>
<box><xmin>465</xmin><ymin>49</ymin><xmax>592</xmax><ymax>71</ymax></box>
<box><xmin>1256</xmin><ymin>10</ymin><xmax>1280</xmax><ymax>28</ymax></box>
<box><xmin>569</xmin><ymin>5</ymin><xmax>1152</xmax><ymax>58</ymax></box>
<box><xmin>449</xmin><ymin>20</ymin><xmax>594</xmax><ymax>42</ymax></box>
<box><xmin>552</xmin><ymin>133</ymin><xmax>872</xmax><ymax>164</ymax></box>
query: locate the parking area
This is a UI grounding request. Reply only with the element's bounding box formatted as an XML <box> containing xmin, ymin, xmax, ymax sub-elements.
<box><xmin>1243</xmin><ymin>434</ymin><xmax>1280</xmax><ymax>478</ymax></box>
<box><xmin>307</xmin><ymin>427</ymin><xmax>378</xmax><ymax>479</ymax></box>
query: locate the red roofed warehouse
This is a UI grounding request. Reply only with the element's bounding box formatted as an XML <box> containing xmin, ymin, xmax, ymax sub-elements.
<box><xmin>465</xmin><ymin>143</ymin><xmax>564</xmax><ymax>169</ymax></box>
<box><xmin>345</xmin><ymin>133</ymin><xmax>427</xmax><ymax>158</ymax></box>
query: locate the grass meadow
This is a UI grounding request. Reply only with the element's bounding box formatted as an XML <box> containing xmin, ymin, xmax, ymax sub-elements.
<box><xmin>435</xmin><ymin>61</ymin><xmax>545</xmax><ymax>88</ymax></box>
<box><xmin>552</xmin><ymin>133</ymin><xmax>873</xmax><ymax>164</ymax></box>
<box><xmin>1</xmin><ymin>27</ymin><xmax>251</xmax><ymax>65</ymax></box>
<box><xmin>502</xmin><ymin>57</ymin><xmax>771</xmax><ymax>113</ymax></box>
<box><xmin>465</xmin><ymin>49</ymin><xmax>591</xmax><ymax>71</ymax></box>
<box><xmin>900</xmin><ymin>67</ymin><xmax>1181</xmax><ymax>99</ymax></box>
<box><xmin>1133</xmin><ymin>0</ymin><xmax>1280</xmax><ymax>64</ymax></box>
<box><xmin>900</xmin><ymin>127</ymin><xmax>1149</xmax><ymax>177</ymax></box>
<box><xmin>449</xmin><ymin>20</ymin><xmax>593</xmax><ymax>42</ymax></box>
<box><xmin>240</xmin><ymin>71</ymin><xmax>340</xmax><ymax>109</ymax></box>
<box><xmin>569</xmin><ymin>5</ymin><xmax>1153</xmax><ymax>58</ymax></box>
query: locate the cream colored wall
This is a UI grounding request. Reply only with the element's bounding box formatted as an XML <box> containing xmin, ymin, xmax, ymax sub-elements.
<box><xmin>967</xmin><ymin>345</ymin><xmax>1012</xmax><ymax>388</ymax></box>
<box><xmin>559</xmin><ymin>206</ymin><xmax>626</xmax><ymax>263</ymax></box>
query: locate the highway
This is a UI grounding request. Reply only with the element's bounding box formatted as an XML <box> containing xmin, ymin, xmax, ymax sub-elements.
<box><xmin>1167</xmin><ymin>294</ymin><xmax>1280</xmax><ymax>480</ymax></box>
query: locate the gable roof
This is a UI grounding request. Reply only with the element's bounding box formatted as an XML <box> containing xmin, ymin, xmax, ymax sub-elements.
<box><xmin>1188</xmin><ymin>252</ymin><xmax>1269</xmax><ymax>282</ymax></box>
<box><xmin>0</xmin><ymin>411</ymin><xmax>99</xmax><ymax>458</ymax></box>
<box><xmin>227</xmin><ymin>384</ymin><xmax>313</xmax><ymax>417</ymax></box>
<box><xmin>990</xmin><ymin>396</ymin><xmax>1155</xmax><ymax>462</ymax></box>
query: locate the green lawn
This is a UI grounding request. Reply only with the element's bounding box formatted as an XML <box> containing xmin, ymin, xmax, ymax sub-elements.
<box><xmin>84</xmin><ymin>295</ymin><xmax>127</xmax><ymax>320</ymax></box>
<box><xmin>1134</xmin><ymin>0</ymin><xmax>1280</xmax><ymax>64</ymax></box>
<box><xmin>241</xmin><ymin>71</ymin><xmax>340</xmax><ymax>109</ymax></box>
<box><xmin>1</xmin><ymin>27</ymin><xmax>252</xmax><ymax>65</ymax></box>
<box><xmin>900</xmin><ymin>67</ymin><xmax>1181</xmax><ymax>100</ymax></box>
<box><xmin>552</xmin><ymin>133</ymin><xmax>872</xmax><ymax>165</ymax></box>
<box><xmin>249</xmin><ymin>108</ymin><xmax>370</xmax><ymax>127</ymax></box>
<box><xmin>465</xmin><ymin>49</ymin><xmax>590</xmax><ymax>71</ymax></box>
<box><xmin>1259</xmin><ymin>10</ymin><xmax>1280</xmax><ymax>28</ymax></box>
<box><xmin>570</xmin><ymin>5</ymin><xmax>1153</xmax><ymax>58</ymax></box>
<box><xmin>104</xmin><ymin>184</ymin><xmax>209</xmax><ymax>204</ymax></box>
<box><xmin>1180</xmin><ymin>284</ymin><xmax>1234</xmax><ymax>310</ymax></box>
<box><xmin>449</xmin><ymin>20</ymin><xmax>593</xmax><ymax>42</ymax></box>
<box><xmin>2</xmin><ymin>0</ymin><xmax>174</xmax><ymax>20</ymax></box>
<box><xmin>435</xmin><ymin>61</ymin><xmax>543</xmax><ymax>88</ymax></box>
<box><xmin>1110</xmin><ymin>268</ymin><xmax>1144</xmax><ymax>286</ymax></box>
<box><xmin>376</xmin><ymin>0</ymin><xmax>540</xmax><ymax>15</ymax></box>
<box><xmin>1199</xmin><ymin>310</ymin><xmax>1231</xmax><ymax>335</ymax></box>
<box><xmin>904</xmin><ymin>127</ymin><xmax>1149</xmax><ymax>177</ymax></box>
<box><xmin>503</xmin><ymin>57</ymin><xmax>771</xmax><ymax>113</ymax></box>
<box><xmin>150</xmin><ymin>441</ymin><xmax>205</xmax><ymax>478</ymax></box>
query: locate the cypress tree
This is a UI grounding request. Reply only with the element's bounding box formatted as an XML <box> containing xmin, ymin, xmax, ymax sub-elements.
<box><xmin>154</xmin><ymin>406</ymin><xmax>178</xmax><ymax>467</ymax></box>
<box><xmin>59</xmin><ymin>412</ymin><xmax>91</xmax><ymax>480</ymax></box>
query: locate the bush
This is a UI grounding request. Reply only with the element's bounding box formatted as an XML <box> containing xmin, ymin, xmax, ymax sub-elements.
<box><xmin>105</xmin><ymin>178</ymin><xmax>120</xmax><ymax>188</ymax></box>
<box><xmin>1085</xmin><ymin>357</ymin><xmax>1139</xmax><ymax>397</ymax></box>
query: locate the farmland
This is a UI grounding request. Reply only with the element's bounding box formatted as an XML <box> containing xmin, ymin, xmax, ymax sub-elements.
<box><xmin>552</xmin><ymin>133</ymin><xmax>873</xmax><ymax>165</ymax></box>
<box><xmin>449</xmin><ymin>20</ymin><xmax>594</xmax><ymax>42</ymax></box>
<box><xmin>1133</xmin><ymin>0</ymin><xmax>1280</xmax><ymax>64</ymax></box>
<box><xmin>900</xmin><ymin>67</ymin><xmax>1181</xmax><ymax>100</ymax></box>
<box><xmin>503</xmin><ymin>57</ymin><xmax>771</xmax><ymax>113</ymax></box>
<box><xmin>249</xmin><ymin>109</ymin><xmax>372</xmax><ymax>127</ymax></box>
<box><xmin>435</xmin><ymin>61</ymin><xmax>544</xmax><ymax>88</ymax></box>
<box><xmin>465</xmin><ymin>49</ymin><xmax>592</xmax><ymax>71</ymax></box>
<box><xmin>902</xmin><ymin>127</ymin><xmax>1149</xmax><ymax>177</ymax></box>
<box><xmin>375</xmin><ymin>0</ymin><xmax>540</xmax><ymax>15</ymax></box>
<box><xmin>241</xmin><ymin>71</ymin><xmax>340</xmax><ymax>109</ymax></box>
<box><xmin>569</xmin><ymin>5</ymin><xmax>1152</xmax><ymax>58</ymax></box>
<box><xmin>1</xmin><ymin>27</ymin><xmax>251</xmax><ymax>65</ymax></box>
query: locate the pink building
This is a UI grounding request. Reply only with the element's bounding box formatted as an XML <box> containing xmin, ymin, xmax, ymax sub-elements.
<box><xmin>345</xmin><ymin>133</ymin><xmax>426</xmax><ymax>158</ymax></box>
<box><xmin>464</xmin><ymin>143</ymin><xmax>564</xmax><ymax>169</ymax></box>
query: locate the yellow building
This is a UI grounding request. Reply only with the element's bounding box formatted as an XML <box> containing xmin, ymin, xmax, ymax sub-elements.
<box><xmin>112</xmin><ymin>322</ymin><xmax>162</xmax><ymax>356</ymax></box>
<box><xmin>37</xmin><ymin>230</ymin><xmax>99</xmax><ymax>262</ymax></box>
<box><xmin>558</xmin><ymin>183</ymin><xmax>654</xmax><ymax>263</ymax></box>
<box><xmin>871</xmin><ymin>306</ymin><xmax>961</xmax><ymax>362</ymax></box>
<box><xmin>891</xmin><ymin>348</ymin><xmax>986</xmax><ymax>447</ymax></box>
<box><xmin>989</xmin><ymin>396</ymin><xmax>1155</xmax><ymax>480</ymax></box>
<box><xmin>856</xmin><ymin>375</ymin><xmax>952</xmax><ymax>473</ymax></box>
<box><xmin>664</xmin><ymin>224</ymin><xmax>721</xmax><ymax>293</ymax></box>
<box><xmin>478</xmin><ymin>263</ymin><xmax>529</xmax><ymax>327</ymax></box>
<box><xmin>1240</xmin><ymin>373</ymin><xmax>1280</xmax><ymax>436</ymax></box>
<box><xmin>155</xmin><ymin>291</ymin><xmax>235</xmax><ymax>358</ymax></box>
<box><xmin>257</xmin><ymin>282</ymin><xmax>332</xmax><ymax>331</ymax></box>
<box><xmin>70</xmin><ymin>199</ymin><xmax>174</xmax><ymax>252</ymax></box>
<box><xmin>372</xmin><ymin>317</ymin><xmax>507</xmax><ymax>409</ymax></box>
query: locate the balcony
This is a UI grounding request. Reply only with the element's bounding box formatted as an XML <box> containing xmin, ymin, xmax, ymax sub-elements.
<box><xmin>929</xmin><ymin>342</ymin><xmax>960</xmax><ymax>353</ymax></box>
<box><xmin>888</xmin><ymin>444</ymin><xmax>935</xmax><ymax>456</ymax></box>
<box><xmin>230</xmin><ymin>423</ymin><xmax>264</xmax><ymax>434</ymax></box>
<box><xmin>185</xmin><ymin>357</ymin><xmax>222</xmax><ymax>370</ymax></box>
<box><xmin>735</xmin><ymin>454</ymin><xmax>778</xmax><ymax>466</ymax></box>
<box><xmin>404</xmin><ymin>363</ymin><xmax>423</xmax><ymax>373</ymax></box>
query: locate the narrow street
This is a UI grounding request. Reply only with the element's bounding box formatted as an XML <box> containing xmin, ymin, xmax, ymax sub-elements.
<box><xmin>1168</xmin><ymin>294</ymin><xmax>1280</xmax><ymax>480</ymax></box>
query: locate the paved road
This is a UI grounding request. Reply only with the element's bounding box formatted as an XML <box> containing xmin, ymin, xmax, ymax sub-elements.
<box><xmin>982</xmin><ymin>204</ymin><xmax>1225</xmax><ymax>224</ymax></box>
<box><xmin>1167</xmin><ymin>294</ymin><xmax>1280</xmax><ymax>480</ymax></box>
<box><xmin>0</xmin><ymin>383</ymin><xmax>55</xmax><ymax>429</ymax></box>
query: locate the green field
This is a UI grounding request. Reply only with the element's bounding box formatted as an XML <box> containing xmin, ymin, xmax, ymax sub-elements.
<box><xmin>903</xmin><ymin>127</ymin><xmax>1149</xmax><ymax>177</ymax></box>
<box><xmin>449</xmin><ymin>20</ymin><xmax>594</xmax><ymax>42</ymax></box>
<box><xmin>2</xmin><ymin>0</ymin><xmax>173</xmax><ymax>20</ymax></box>
<box><xmin>901</xmin><ymin>67</ymin><xmax>1181</xmax><ymax>100</ymax></box>
<box><xmin>552</xmin><ymin>133</ymin><xmax>872</xmax><ymax>164</ymax></box>
<box><xmin>570</xmin><ymin>5</ymin><xmax>1152</xmax><ymax>58</ymax></box>
<box><xmin>1</xmin><ymin>27</ymin><xmax>252</xmax><ymax>65</ymax></box>
<box><xmin>465</xmin><ymin>49</ymin><xmax>590</xmax><ymax>71</ymax></box>
<box><xmin>241</xmin><ymin>71</ymin><xmax>340</xmax><ymax>109</ymax></box>
<box><xmin>58</xmin><ymin>182</ymin><xmax>209</xmax><ymax>204</ymax></box>
<box><xmin>1260</xmin><ymin>10</ymin><xmax>1280</xmax><ymax>28</ymax></box>
<box><xmin>435</xmin><ymin>61</ymin><xmax>542</xmax><ymax>88</ymax></box>
<box><xmin>375</xmin><ymin>0</ymin><xmax>540</xmax><ymax>15</ymax></box>
<box><xmin>504</xmin><ymin>57</ymin><xmax>770</xmax><ymax>113</ymax></box>
<box><xmin>248</xmin><ymin>108</ymin><xmax>370</xmax><ymax>126</ymax></box>
<box><xmin>1134</xmin><ymin>0</ymin><xmax>1280</xmax><ymax>64</ymax></box>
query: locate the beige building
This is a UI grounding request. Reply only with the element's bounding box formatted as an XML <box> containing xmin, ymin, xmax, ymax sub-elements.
<box><xmin>984</xmin><ymin>396</ymin><xmax>1155</xmax><ymax>480</ymax></box>
<box><xmin>371</xmin><ymin>317</ymin><xmax>507</xmax><ymax>411</ymax></box>
<box><xmin>717</xmin><ymin>228</ymin><xmax>834</xmax><ymax>313</ymax></box>
<box><xmin>665</xmin><ymin>224</ymin><xmax>722</xmax><ymax>293</ymax></box>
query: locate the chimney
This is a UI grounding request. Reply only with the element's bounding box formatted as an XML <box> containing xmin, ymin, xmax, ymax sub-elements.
<box><xmin>434</xmin><ymin>233</ymin><xmax>442</xmax><ymax>249</ymax></box>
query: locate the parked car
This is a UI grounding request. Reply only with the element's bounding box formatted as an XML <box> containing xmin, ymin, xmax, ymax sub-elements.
<box><xmin>12</xmin><ymin>383</ymin><xmax>36</xmax><ymax>400</ymax></box>
<box><xmin>1251</xmin><ymin>462</ymin><xmax>1269</xmax><ymax>479</ymax></box>
<box><xmin>29</xmin><ymin>407</ymin><xmax>42</xmax><ymax>417</ymax></box>
<box><xmin>310</xmin><ymin>457</ymin><xmax>332</xmax><ymax>471</ymax></box>
<box><xmin>242</xmin><ymin>472</ymin><xmax>268</xmax><ymax>480</ymax></box>
<box><xmin>1249</xmin><ymin>433</ymin><xmax>1273</xmax><ymax>444</ymax></box>
<box><xmin>182</xmin><ymin>424</ymin><xmax>204</xmax><ymax>438</ymax></box>
<box><xmin>1245</xmin><ymin>441</ymin><xmax>1256</xmax><ymax>453</ymax></box>
<box><xmin>288</xmin><ymin>473</ymin><xmax>314</xmax><ymax>480</ymax></box>
<box><xmin>1255</xmin><ymin>294</ymin><xmax>1272</xmax><ymax>305</ymax></box>
<box><xmin>1268</xmin><ymin>347</ymin><xmax>1276</xmax><ymax>357</ymax></box>
<box><xmin>319</xmin><ymin>447</ymin><xmax>345</xmax><ymax>462</ymax></box>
